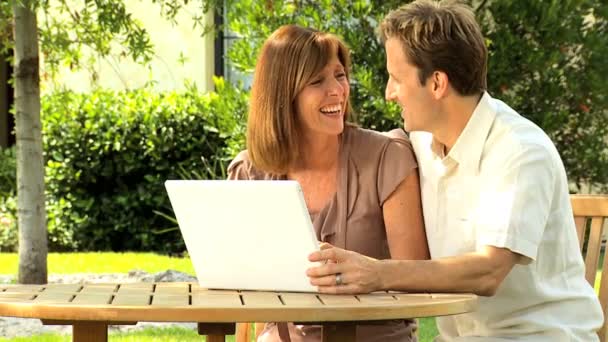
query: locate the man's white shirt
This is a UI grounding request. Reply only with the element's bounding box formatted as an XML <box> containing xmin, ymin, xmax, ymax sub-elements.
<box><xmin>410</xmin><ymin>92</ymin><xmax>603</xmax><ymax>341</ymax></box>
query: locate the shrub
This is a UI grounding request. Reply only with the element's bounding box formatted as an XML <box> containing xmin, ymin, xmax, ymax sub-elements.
<box><xmin>0</xmin><ymin>146</ymin><xmax>16</xmax><ymax>197</ymax></box>
<box><xmin>42</xmin><ymin>79</ymin><xmax>248</xmax><ymax>252</ymax></box>
<box><xmin>0</xmin><ymin>195</ymin><xmax>17</xmax><ymax>252</ymax></box>
<box><xmin>0</xmin><ymin>147</ymin><xmax>17</xmax><ymax>252</ymax></box>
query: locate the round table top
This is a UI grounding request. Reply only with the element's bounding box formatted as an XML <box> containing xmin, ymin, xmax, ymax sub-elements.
<box><xmin>0</xmin><ymin>282</ymin><xmax>477</xmax><ymax>323</ymax></box>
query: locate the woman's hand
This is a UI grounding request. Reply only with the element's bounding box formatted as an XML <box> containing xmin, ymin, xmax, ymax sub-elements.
<box><xmin>306</xmin><ymin>243</ymin><xmax>384</xmax><ymax>294</ymax></box>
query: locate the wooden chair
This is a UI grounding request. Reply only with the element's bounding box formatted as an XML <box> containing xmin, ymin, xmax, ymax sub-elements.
<box><xmin>571</xmin><ymin>194</ymin><xmax>608</xmax><ymax>341</ymax></box>
<box><xmin>234</xmin><ymin>322</ymin><xmax>264</xmax><ymax>342</ymax></box>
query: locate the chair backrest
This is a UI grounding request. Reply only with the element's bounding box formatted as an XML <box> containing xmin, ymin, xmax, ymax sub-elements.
<box><xmin>571</xmin><ymin>194</ymin><xmax>608</xmax><ymax>341</ymax></box>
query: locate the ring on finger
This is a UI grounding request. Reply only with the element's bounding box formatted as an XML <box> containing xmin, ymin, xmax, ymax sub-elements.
<box><xmin>335</xmin><ymin>273</ymin><xmax>343</xmax><ymax>286</ymax></box>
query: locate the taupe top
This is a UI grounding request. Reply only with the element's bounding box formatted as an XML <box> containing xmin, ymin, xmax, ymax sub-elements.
<box><xmin>227</xmin><ymin>126</ymin><xmax>419</xmax><ymax>342</ymax></box>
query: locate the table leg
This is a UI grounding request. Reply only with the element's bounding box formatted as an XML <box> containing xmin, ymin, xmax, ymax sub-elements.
<box><xmin>73</xmin><ymin>322</ymin><xmax>108</xmax><ymax>342</ymax></box>
<box><xmin>197</xmin><ymin>322</ymin><xmax>235</xmax><ymax>342</ymax></box>
<box><xmin>322</xmin><ymin>323</ymin><xmax>356</xmax><ymax>342</ymax></box>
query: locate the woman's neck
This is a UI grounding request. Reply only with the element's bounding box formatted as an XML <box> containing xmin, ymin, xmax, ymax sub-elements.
<box><xmin>292</xmin><ymin>132</ymin><xmax>341</xmax><ymax>172</ymax></box>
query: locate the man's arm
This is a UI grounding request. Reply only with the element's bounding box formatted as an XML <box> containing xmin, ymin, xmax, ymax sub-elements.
<box><xmin>380</xmin><ymin>245</ymin><xmax>521</xmax><ymax>295</ymax></box>
<box><xmin>307</xmin><ymin>245</ymin><xmax>521</xmax><ymax>296</ymax></box>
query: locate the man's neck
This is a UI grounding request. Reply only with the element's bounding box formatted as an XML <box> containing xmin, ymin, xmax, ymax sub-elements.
<box><xmin>433</xmin><ymin>93</ymin><xmax>483</xmax><ymax>154</ymax></box>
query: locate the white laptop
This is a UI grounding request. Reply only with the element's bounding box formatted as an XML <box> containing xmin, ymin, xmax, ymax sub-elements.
<box><xmin>165</xmin><ymin>180</ymin><xmax>320</xmax><ymax>292</ymax></box>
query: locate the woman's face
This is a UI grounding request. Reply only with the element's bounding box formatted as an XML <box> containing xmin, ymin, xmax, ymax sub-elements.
<box><xmin>294</xmin><ymin>53</ymin><xmax>349</xmax><ymax>140</ymax></box>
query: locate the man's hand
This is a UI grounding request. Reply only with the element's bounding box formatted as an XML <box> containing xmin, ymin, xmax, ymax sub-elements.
<box><xmin>306</xmin><ymin>243</ymin><xmax>384</xmax><ymax>294</ymax></box>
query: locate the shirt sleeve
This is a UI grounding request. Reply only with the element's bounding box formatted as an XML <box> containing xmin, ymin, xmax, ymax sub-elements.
<box><xmin>475</xmin><ymin>143</ymin><xmax>556</xmax><ymax>263</ymax></box>
<box><xmin>377</xmin><ymin>129</ymin><xmax>419</xmax><ymax>205</ymax></box>
<box><xmin>226</xmin><ymin>151</ymin><xmax>251</xmax><ymax>180</ymax></box>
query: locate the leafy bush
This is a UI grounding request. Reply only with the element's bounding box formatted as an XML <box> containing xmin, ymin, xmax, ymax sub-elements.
<box><xmin>224</xmin><ymin>0</ymin><xmax>608</xmax><ymax>191</ymax></box>
<box><xmin>0</xmin><ymin>195</ymin><xmax>17</xmax><ymax>252</ymax></box>
<box><xmin>0</xmin><ymin>146</ymin><xmax>16</xmax><ymax>197</ymax></box>
<box><xmin>479</xmin><ymin>0</ymin><xmax>608</xmax><ymax>191</ymax></box>
<box><xmin>42</xmin><ymin>79</ymin><xmax>247</xmax><ymax>252</ymax></box>
<box><xmin>0</xmin><ymin>147</ymin><xmax>17</xmax><ymax>252</ymax></box>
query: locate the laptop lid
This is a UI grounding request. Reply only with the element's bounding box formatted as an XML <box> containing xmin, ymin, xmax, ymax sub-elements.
<box><xmin>165</xmin><ymin>180</ymin><xmax>320</xmax><ymax>292</ymax></box>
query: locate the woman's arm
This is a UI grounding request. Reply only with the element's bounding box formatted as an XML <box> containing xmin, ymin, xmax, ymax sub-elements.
<box><xmin>382</xmin><ymin>169</ymin><xmax>430</xmax><ymax>260</ymax></box>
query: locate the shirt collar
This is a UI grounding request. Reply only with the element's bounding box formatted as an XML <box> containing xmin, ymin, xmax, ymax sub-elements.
<box><xmin>432</xmin><ymin>92</ymin><xmax>496</xmax><ymax>173</ymax></box>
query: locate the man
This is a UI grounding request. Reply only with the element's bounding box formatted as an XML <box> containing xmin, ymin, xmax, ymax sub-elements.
<box><xmin>306</xmin><ymin>0</ymin><xmax>603</xmax><ymax>340</ymax></box>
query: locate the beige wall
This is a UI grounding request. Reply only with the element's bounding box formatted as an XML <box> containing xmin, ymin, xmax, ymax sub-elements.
<box><xmin>40</xmin><ymin>2</ymin><xmax>215</xmax><ymax>94</ymax></box>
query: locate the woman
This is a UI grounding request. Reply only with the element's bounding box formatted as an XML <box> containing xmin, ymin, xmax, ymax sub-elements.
<box><xmin>228</xmin><ymin>24</ymin><xmax>429</xmax><ymax>342</ymax></box>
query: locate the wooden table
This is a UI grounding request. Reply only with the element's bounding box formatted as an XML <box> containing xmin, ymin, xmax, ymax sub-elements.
<box><xmin>0</xmin><ymin>282</ymin><xmax>477</xmax><ymax>341</ymax></box>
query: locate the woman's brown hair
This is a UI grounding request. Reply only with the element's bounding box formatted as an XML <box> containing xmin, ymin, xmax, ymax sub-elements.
<box><xmin>247</xmin><ymin>25</ymin><xmax>352</xmax><ymax>175</ymax></box>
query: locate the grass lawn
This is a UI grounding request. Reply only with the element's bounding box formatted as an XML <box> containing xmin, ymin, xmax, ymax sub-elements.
<box><xmin>0</xmin><ymin>321</ymin><xmax>438</xmax><ymax>342</ymax></box>
<box><xmin>0</xmin><ymin>326</ymin><xmax>207</xmax><ymax>342</ymax></box>
<box><xmin>0</xmin><ymin>252</ymin><xmax>195</xmax><ymax>275</ymax></box>
<box><xmin>0</xmin><ymin>319</ymin><xmax>439</xmax><ymax>341</ymax></box>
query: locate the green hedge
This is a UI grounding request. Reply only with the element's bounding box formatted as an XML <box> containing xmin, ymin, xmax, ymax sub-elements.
<box><xmin>0</xmin><ymin>195</ymin><xmax>16</xmax><ymax>252</ymax></box>
<box><xmin>0</xmin><ymin>146</ymin><xmax>16</xmax><ymax>197</ymax></box>
<box><xmin>40</xmin><ymin>79</ymin><xmax>247</xmax><ymax>252</ymax></box>
<box><xmin>0</xmin><ymin>147</ymin><xmax>16</xmax><ymax>252</ymax></box>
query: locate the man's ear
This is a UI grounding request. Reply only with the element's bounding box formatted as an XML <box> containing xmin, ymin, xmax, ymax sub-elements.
<box><xmin>430</xmin><ymin>71</ymin><xmax>449</xmax><ymax>99</ymax></box>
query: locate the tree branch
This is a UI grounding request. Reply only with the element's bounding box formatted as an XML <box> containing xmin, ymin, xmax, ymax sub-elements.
<box><xmin>475</xmin><ymin>0</ymin><xmax>490</xmax><ymax>14</ymax></box>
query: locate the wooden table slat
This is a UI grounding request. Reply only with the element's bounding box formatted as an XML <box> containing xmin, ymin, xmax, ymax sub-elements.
<box><xmin>155</xmin><ymin>282</ymin><xmax>192</xmax><ymax>288</ymax></box>
<box><xmin>115</xmin><ymin>289</ymin><xmax>152</xmax><ymax>295</ymax></box>
<box><xmin>152</xmin><ymin>294</ymin><xmax>190</xmax><ymax>306</ymax></box>
<box><xmin>191</xmin><ymin>293</ymin><xmax>242</xmax><ymax>307</ymax></box>
<box><xmin>191</xmin><ymin>287</ymin><xmax>239</xmax><ymax>295</ymax></box>
<box><xmin>118</xmin><ymin>283</ymin><xmax>154</xmax><ymax>292</ymax></box>
<box><xmin>154</xmin><ymin>283</ymin><xmax>190</xmax><ymax>294</ymax></box>
<box><xmin>72</xmin><ymin>293</ymin><xmax>113</xmax><ymax>305</ymax></box>
<box><xmin>111</xmin><ymin>294</ymin><xmax>151</xmax><ymax>306</ymax></box>
<box><xmin>3</xmin><ymin>285</ymin><xmax>44</xmax><ymax>292</ymax></box>
<box><xmin>0</xmin><ymin>297</ymin><xmax>37</xmax><ymax>303</ymax></box>
<box><xmin>241</xmin><ymin>292</ymin><xmax>282</xmax><ymax>307</ymax></box>
<box><xmin>0</xmin><ymin>293</ymin><xmax>36</xmax><ymax>300</ymax></box>
<box><xmin>318</xmin><ymin>295</ymin><xmax>360</xmax><ymax>306</ymax></box>
<box><xmin>393</xmin><ymin>293</ymin><xmax>474</xmax><ymax>305</ymax></box>
<box><xmin>392</xmin><ymin>293</ymin><xmax>462</xmax><ymax>301</ymax></box>
<box><xmin>429</xmin><ymin>293</ymin><xmax>476</xmax><ymax>299</ymax></box>
<box><xmin>280</xmin><ymin>293</ymin><xmax>324</xmax><ymax>307</ymax></box>
<box><xmin>356</xmin><ymin>293</ymin><xmax>398</xmax><ymax>304</ymax></box>
<box><xmin>392</xmin><ymin>295</ymin><xmax>446</xmax><ymax>304</ymax></box>
<box><xmin>34</xmin><ymin>292</ymin><xmax>74</xmax><ymax>303</ymax></box>
<box><xmin>80</xmin><ymin>284</ymin><xmax>118</xmax><ymax>294</ymax></box>
<box><xmin>43</xmin><ymin>284</ymin><xmax>83</xmax><ymax>293</ymax></box>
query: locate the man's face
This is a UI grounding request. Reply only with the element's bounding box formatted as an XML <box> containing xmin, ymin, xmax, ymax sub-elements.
<box><xmin>384</xmin><ymin>37</ymin><xmax>439</xmax><ymax>132</ymax></box>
